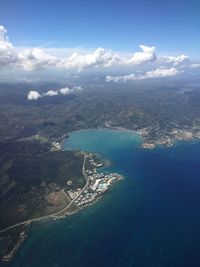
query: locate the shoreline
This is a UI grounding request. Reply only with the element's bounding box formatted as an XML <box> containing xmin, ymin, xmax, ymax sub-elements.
<box><xmin>0</xmin><ymin>150</ymin><xmax>124</xmax><ymax>261</ymax></box>
<box><xmin>2</xmin><ymin>229</ymin><xmax>27</xmax><ymax>262</ymax></box>
<box><xmin>57</xmin><ymin>126</ymin><xmax>200</xmax><ymax>153</ymax></box>
<box><xmin>2</xmin><ymin>127</ymin><xmax>200</xmax><ymax>261</ymax></box>
<box><xmin>58</xmin><ymin>126</ymin><xmax>139</xmax><ymax>151</ymax></box>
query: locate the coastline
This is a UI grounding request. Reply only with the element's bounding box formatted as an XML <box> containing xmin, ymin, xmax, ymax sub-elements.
<box><xmin>57</xmin><ymin>125</ymin><xmax>200</xmax><ymax>152</ymax></box>
<box><xmin>0</xmin><ymin>148</ymin><xmax>124</xmax><ymax>262</ymax></box>
<box><xmin>2</xmin><ymin>127</ymin><xmax>200</xmax><ymax>262</ymax></box>
<box><xmin>59</xmin><ymin>126</ymin><xmax>138</xmax><ymax>151</ymax></box>
<box><xmin>2</xmin><ymin>229</ymin><xmax>27</xmax><ymax>262</ymax></box>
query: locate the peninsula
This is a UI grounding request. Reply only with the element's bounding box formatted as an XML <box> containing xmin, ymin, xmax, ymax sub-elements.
<box><xmin>0</xmin><ymin>141</ymin><xmax>123</xmax><ymax>261</ymax></box>
<box><xmin>1</xmin><ymin>80</ymin><xmax>200</xmax><ymax>261</ymax></box>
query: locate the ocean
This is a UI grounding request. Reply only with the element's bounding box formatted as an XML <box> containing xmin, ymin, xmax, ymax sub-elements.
<box><xmin>3</xmin><ymin>128</ymin><xmax>200</xmax><ymax>267</ymax></box>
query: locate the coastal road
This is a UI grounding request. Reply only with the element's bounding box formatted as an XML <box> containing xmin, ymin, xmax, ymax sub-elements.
<box><xmin>52</xmin><ymin>153</ymin><xmax>89</xmax><ymax>217</ymax></box>
<box><xmin>0</xmin><ymin>153</ymin><xmax>89</xmax><ymax>235</ymax></box>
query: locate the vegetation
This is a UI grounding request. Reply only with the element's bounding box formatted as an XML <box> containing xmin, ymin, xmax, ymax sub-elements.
<box><xmin>0</xmin><ymin>139</ymin><xmax>84</xmax><ymax>230</ymax></box>
<box><xmin>0</xmin><ymin>79</ymin><xmax>200</xmax><ymax>259</ymax></box>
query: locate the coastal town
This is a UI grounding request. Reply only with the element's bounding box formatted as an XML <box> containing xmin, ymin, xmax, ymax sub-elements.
<box><xmin>66</xmin><ymin>152</ymin><xmax>124</xmax><ymax>209</ymax></box>
<box><xmin>138</xmin><ymin>125</ymin><xmax>200</xmax><ymax>149</ymax></box>
<box><xmin>105</xmin><ymin>121</ymin><xmax>200</xmax><ymax>150</ymax></box>
<box><xmin>51</xmin><ymin>140</ymin><xmax>124</xmax><ymax>210</ymax></box>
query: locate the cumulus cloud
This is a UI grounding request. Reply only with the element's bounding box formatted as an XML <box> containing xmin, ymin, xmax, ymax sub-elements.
<box><xmin>126</xmin><ymin>45</ymin><xmax>156</xmax><ymax>65</ymax></box>
<box><xmin>0</xmin><ymin>26</ymin><xmax>119</xmax><ymax>71</ymax></box>
<box><xmin>0</xmin><ymin>25</ymin><xmax>194</xmax><ymax>75</ymax></box>
<box><xmin>27</xmin><ymin>90</ymin><xmax>42</xmax><ymax>100</ymax></box>
<box><xmin>0</xmin><ymin>25</ymin><xmax>59</xmax><ymax>71</ymax></box>
<box><xmin>27</xmin><ymin>86</ymin><xmax>82</xmax><ymax>100</ymax></box>
<box><xmin>44</xmin><ymin>90</ymin><xmax>58</xmax><ymax>96</ymax></box>
<box><xmin>18</xmin><ymin>48</ymin><xmax>60</xmax><ymax>71</ymax></box>
<box><xmin>145</xmin><ymin>67</ymin><xmax>179</xmax><ymax>78</ymax></box>
<box><xmin>161</xmin><ymin>54</ymin><xmax>189</xmax><ymax>66</ymax></box>
<box><xmin>59</xmin><ymin>87</ymin><xmax>71</xmax><ymax>95</ymax></box>
<box><xmin>0</xmin><ymin>26</ymin><xmax>11</xmax><ymax>48</ymax></box>
<box><xmin>106</xmin><ymin>67</ymin><xmax>179</xmax><ymax>82</ymax></box>
<box><xmin>60</xmin><ymin>47</ymin><xmax>119</xmax><ymax>71</ymax></box>
<box><xmin>59</xmin><ymin>86</ymin><xmax>82</xmax><ymax>95</ymax></box>
<box><xmin>0</xmin><ymin>25</ymin><xmax>18</xmax><ymax>67</ymax></box>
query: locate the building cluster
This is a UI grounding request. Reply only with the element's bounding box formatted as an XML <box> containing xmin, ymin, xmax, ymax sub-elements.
<box><xmin>74</xmin><ymin>172</ymin><xmax>123</xmax><ymax>207</ymax></box>
<box><xmin>139</xmin><ymin>126</ymin><xmax>200</xmax><ymax>149</ymax></box>
<box><xmin>67</xmin><ymin>153</ymin><xmax>123</xmax><ymax>208</ymax></box>
<box><xmin>87</xmin><ymin>153</ymin><xmax>104</xmax><ymax>168</ymax></box>
<box><xmin>52</xmin><ymin>142</ymin><xmax>62</xmax><ymax>151</ymax></box>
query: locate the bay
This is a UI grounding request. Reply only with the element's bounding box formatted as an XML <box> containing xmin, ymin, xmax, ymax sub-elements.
<box><xmin>4</xmin><ymin>129</ymin><xmax>200</xmax><ymax>267</ymax></box>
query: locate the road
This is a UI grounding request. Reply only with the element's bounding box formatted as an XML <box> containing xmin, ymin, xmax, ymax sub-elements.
<box><xmin>52</xmin><ymin>153</ymin><xmax>89</xmax><ymax>217</ymax></box>
<box><xmin>0</xmin><ymin>153</ymin><xmax>89</xmax><ymax>235</ymax></box>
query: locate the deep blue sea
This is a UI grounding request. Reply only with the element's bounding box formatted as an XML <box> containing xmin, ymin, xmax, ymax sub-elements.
<box><xmin>3</xmin><ymin>128</ymin><xmax>200</xmax><ymax>267</ymax></box>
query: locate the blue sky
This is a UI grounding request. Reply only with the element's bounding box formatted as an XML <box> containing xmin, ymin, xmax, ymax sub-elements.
<box><xmin>0</xmin><ymin>0</ymin><xmax>200</xmax><ymax>83</ymax></box>
<box><xmin>0</xmin><ymin>0</ymin><xmax>200</xmax><ymax>58</ymax></box>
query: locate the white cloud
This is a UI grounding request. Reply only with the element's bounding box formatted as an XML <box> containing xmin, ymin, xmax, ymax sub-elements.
<box><xmin>106</xmin><ymin>67</ymin><xmax>179</xmax><ymax>82</ymax></box>
<box><xmin>27</xmin><ymin>90</ymin><xmax>42</xmax><ymax>100</ymax></box>
<box><xmin>59</xmin><ymin>87</ymin><xmax>71</xmax><ymax>95</ymax></box>
<box><xmin>44</xmin><ymin>90</ymin><xmax>58</xmax><ymax>96</ymax></box>
<box><xmin>0</xmin><ymin>25</ymin><xmax>12</xmax><ymax>50</ymax></box>
<box><xmin>17</xmin><ymin>48</ymin><xmax>60</xmax><ymax>71</ymax></box>
<box><xmin>0</xmin><ymin>26</ymin><xmax>119</xmax><ymax>71</ymax></box>
<box><xmin>162</xmin><ymin>54</ymin><xmax>189</xmax><ymax>66</ymax></box>
<box><xmin>60</xmin><ymin>47</ymin><xmax>119</xmax><ymax>71</ymax></box>
<box><xmin>59</xmin><ymin>86</ymin><xmax>82</xmax><ymax>95</ymax></box>
<box><xmin>126</xmin><ymin>45</ymin><xmax>156</xmax><ymax>65</ymax></box>
<box><xmin>145</xmin><ymin>67</ymin><xmax>179</xmax><ymax>78</ymax></box>
<box><xmin>0</xmin><ymin>25</ymin><xmax>18</xmax><ymax>67</ymax></box>
<box><xmin>27</xmin><ymin>86</ymin><xmax>82</xmax><ymax>100</ymax></box>
<box><xmin>0</xmin><ymin>25</ymin><xmax>194</xmax><ymax>76</ymax></box>
<box><xmin>0</xmin><ymin>25</ymin><xmax>60</xmax><ymax>71</ymax></box>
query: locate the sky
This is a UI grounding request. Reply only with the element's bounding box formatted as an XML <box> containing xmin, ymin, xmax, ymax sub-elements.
<box><xmin>1</xmin><ymin>0</ymin><xmax>200</xmax><ymax>56</ymax></box>
<box><xmin>0</xmin><ymin>0</ymin><xmax>200</xmax><ymax>83</ymax></box>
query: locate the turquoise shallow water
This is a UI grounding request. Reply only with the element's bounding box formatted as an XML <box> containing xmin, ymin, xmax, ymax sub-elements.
<box><xmin>3</xmin><ymin>129</ymin><xmax>200</xmax><ymax>267</ymax></box>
